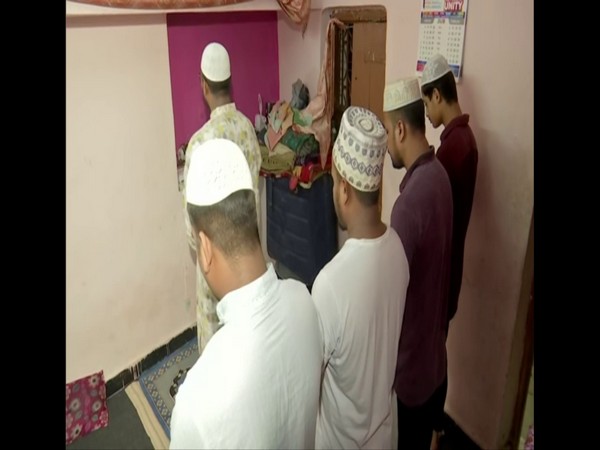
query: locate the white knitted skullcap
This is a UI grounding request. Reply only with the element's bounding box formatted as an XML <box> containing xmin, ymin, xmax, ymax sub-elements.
<box><xmin>421</xmin><ymin>53</ymin><xmax>452</xmax><ymax>86</ymax></box>
<box><xmin>383</xmin><ymin>77</ymin><xmax>422</xmax><ymax>112</ymax></box>
<box><xmin>200</xmin><ymin>42</ymin><xmax>231</xmax><ymax>82</ymax></box>
<box><xmin>186</xmin><ymin>138</ymin><xmax>252</xmax><ymax>207</ymax></box>
<box><xmin>333</xmin><ymin>106</ymin><xmax>387</xmax><ymax>192</ymax></box>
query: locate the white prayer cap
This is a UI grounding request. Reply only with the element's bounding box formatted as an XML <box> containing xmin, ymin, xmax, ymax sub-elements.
<box><xmin>333</xmin><ymin>106</ymin><xmax>387</xmax><ymax>192</ymax></box>
<box><xmin>200</xmin><ymin>42</ymin><xmax>231</xmax><ymax>82</ymax></box>
<box><xmin>186</xmin><ymin>138</ymin><xmax>252</xmax><ymax>207</ymax></box>
<box><xmin>383</xmin><ymin>77</ymin><xmax>421</xmax><ymax>112</ymax></box>
<box><xmin>421</xmin><ymin>53</ymin><xmax>452</xmax><ymax>86</ymax></box>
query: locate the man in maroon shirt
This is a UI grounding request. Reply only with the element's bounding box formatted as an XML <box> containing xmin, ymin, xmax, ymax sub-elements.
<box><xmin>382</xmin><ymin>76</ymin><xmax>453</xmax><ymax>450</ymax></box>
<box><xmin>420</xmin><ymin>53</ymin><xmax>479</xmax><ymax>450</ymax></box>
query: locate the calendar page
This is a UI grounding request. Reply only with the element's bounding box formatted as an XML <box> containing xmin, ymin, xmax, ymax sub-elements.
<box><xmin>416</xmin><ymin>0</ymin><xmax>469</xmax><ymax>80</ymax></box>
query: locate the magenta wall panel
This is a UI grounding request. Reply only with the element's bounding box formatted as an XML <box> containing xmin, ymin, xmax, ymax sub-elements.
<box><xmin>167</xmin><ymin>11</ymin><xmax>280</xmax><ymax>151</ymax></box>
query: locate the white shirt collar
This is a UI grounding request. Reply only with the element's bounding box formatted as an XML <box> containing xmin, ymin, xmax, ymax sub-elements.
<box><xmin>216</xmin><ymin>263</ymin><xmax>278</xmax><ymax>325</ymax></box>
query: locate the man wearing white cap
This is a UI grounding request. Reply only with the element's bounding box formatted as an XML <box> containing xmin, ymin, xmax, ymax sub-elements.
<box><xmin>182</xmin><ymin>42</ymin><xmax>262</xmax><ymax>355</ymax></box>
<box><xmin>311</xmin><ymin>106</ymin><xmax>410</xmax><ymax>449</ymax></box>
<box><xmin>382</xmin><ymin>77</ymin><xmax>453</xmax><ymax>450</ymax></box>
<box><xmin>420</xmin><ymin>54</ymin><xmax>479</xmax><ymax>449</ymax></box>
<box><xmin>171</xmin><ymin>138</ymin><xmax>321</xmax><ymax>449</ymax></box>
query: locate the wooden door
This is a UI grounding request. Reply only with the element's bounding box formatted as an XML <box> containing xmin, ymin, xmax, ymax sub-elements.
<box><xmin>350</xmin><ymin>21</ymin><xmax>387</xmax><ymax>215</ymax></box>
<box><xmin>351</xmin><ymin>21</ymin><xmax>387</xmax><ymax>119</ymax></box>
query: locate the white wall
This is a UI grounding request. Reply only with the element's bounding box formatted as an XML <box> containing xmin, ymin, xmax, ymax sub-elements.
<box><xmin>66</xmin><ymin>14</ymin><xmax>196</xmax><ymax>382</ymax></box>
<box><xmin>277</xmin><ymin>9</ymin><xmax>323</xmax><ymax>105</ymax></box>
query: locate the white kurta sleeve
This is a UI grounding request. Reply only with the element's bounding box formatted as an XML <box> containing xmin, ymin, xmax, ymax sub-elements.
<box><xmin>311</xmin><ymin>273</ymin><xmax>340</xmax><ymax>366</ymax></box>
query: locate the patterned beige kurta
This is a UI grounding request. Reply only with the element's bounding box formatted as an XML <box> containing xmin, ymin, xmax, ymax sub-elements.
<box><xmin>183</xmin><ymin>103</ymin><xmax>262</xmax><ymax>353</ymax></box>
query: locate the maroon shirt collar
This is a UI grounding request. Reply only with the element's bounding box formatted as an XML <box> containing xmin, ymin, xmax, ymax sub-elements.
<box><xmin>441</xmin><ymin>113</ymin><xmax>470</xmax><ymax>141</ymax></box>
<box><xmin>399</xmin><ymin>146</ymin><xmax>435</xmax><ymax>193</ymax></box>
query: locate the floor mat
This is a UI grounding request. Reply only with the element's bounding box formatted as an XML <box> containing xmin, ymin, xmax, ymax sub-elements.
<box><xmin>136</xmin><ymin>338</ymin><xmax>199</xmax><ymax>442</ymax></box>
<box><xmin>126</xmin><ymin>382</ymin><xmax>169</xmax><ymax>450</ymax></box>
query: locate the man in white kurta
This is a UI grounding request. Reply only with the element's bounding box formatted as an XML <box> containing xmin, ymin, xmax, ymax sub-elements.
<box><xmin>171</xmin><ymin>139</ymin><xmax>321</xmax><ymax>449</ymax></box>
<box><xmin>311</xmin><ymin>106</ymin><xmax>410</xmax><ymax>449</ymax></box>
<box><xmin>182</xmin><ymin>42</ymin><xmax>262</xmax><ymax>354</ymax></box>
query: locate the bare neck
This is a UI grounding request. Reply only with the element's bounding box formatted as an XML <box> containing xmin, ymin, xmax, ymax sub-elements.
<box><xmin>346</xmin><ymin>205</ymin><xmax>387</xmax><ymax>240</ymax></box>
<box><xmin>210</xmin><ymin>95</ymin><xmax>233</xmax><ymax>111</ymax></box>
<box><xmin>403</xmin><ymin>134</ymin><xmax>432</xmax><ymax>171</ymax></box>
<box><xmin>442</xmin><ymin>102</ymin><xmax>463</xmax><ymax>127</ymax></box>
<box><xmin>223</xmin><ymin>247</ymin><xmax>267</xmax><ymax>295</ymax></box>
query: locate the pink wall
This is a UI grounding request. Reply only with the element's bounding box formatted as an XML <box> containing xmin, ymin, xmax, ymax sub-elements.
<box><xmin>67</xmin><ymin>14</ymin><xmax>197</xmax><ymax>383</ymax></box>
<box><xmin>279</xmin><ymin>2</ymin><xmax>533</xmax><ymax>448</ymax></box>
<box><xmin>166</xmin><ymin>11</ymin><xmax>280</xmax><ymax>150</ymax></box>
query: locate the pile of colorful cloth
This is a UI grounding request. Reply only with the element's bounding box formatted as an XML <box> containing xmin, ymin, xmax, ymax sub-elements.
<box><xmin>260</xmin><ymin>143</ymin><xmax>331</xmax><ymax>191</ymax></box>
<box><xmin>259</xmin><ymin>100</ymin><xmax>331</xmax><ymax>190</ymax></box>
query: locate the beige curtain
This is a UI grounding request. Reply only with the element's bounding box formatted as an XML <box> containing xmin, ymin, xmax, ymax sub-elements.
<box><xmin>276</xmin><ymin>0</ymin><xmax>311</xmax><ymax>34</ymax></box>
<box><xmin>295</xmin><ymin>18</ymin><xmax>345</xmax><ymax>168</ymax></box>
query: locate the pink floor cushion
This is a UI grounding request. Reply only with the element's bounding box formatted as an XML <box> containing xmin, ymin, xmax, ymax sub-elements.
<box><xmin>66</xmin><ymin>370</ymin><xmax>109</xmax><ymax>445</ymax></box>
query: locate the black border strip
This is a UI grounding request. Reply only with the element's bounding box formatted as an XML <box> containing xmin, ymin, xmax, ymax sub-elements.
<box><xmin>106</xmin><ymin>326</ymin><xmax>197</xmax><ymax>398</ymax></box>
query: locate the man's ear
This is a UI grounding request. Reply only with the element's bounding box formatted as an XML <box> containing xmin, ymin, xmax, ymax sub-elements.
<box><xmin>198</xmin><ymin>231</ymin><xmax>213</xmax><ymax>274</ymax></box>
<box><xmin>433</xmin><ymin>87</ymin><xmax>442</xmax><ymax>104</ymax></box>
<box><xmin>339</xmin><ymin>177</ymin><xmax>350</xmax><ymax>206</ymax></box>
<box><xmin>395</xmin><ymin>118</ymin><xmax>406</xmax><ymax>144</ymax></box>
<box><xmin>201</xmin><ymin>77</ymin><xmax>209</xmax><ymax>98</ymax></box>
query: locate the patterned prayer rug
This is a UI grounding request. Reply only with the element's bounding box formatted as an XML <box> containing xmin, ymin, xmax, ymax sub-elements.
<box><xmin>133</xmin><ymin>338</ymin><xmax>199</xmax><ymax>444</ymax></box>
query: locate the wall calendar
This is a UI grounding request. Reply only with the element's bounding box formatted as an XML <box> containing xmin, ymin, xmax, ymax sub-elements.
<box><xmin>416</xmin><ymin>0</ymin><xmax>469</xmax><ymax>80</ymax></box>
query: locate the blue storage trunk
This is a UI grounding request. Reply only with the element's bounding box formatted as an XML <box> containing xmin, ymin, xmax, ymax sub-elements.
<box><xmin>266</xmin><ymin>174</ymin><xmax>338</xmax><ymax>287</ymax></box>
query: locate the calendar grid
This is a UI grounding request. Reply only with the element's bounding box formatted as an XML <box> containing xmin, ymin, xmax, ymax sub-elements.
<box><xmin>416</xmin><ymin>0</ymin><xmax>469</xmax><ymax>80</ymax></box>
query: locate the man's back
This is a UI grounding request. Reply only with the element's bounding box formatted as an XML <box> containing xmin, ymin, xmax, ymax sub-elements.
<box><xmin>312</xmin><ymin>227</ymin><xmax>409</xmax><ymax>449</ymax></box>
<box><xmin>391</xmin><ymin>150</ymin><xmax>453</xmax><ymax>407</ymax></box>
<box><xmin>184</xmin><ymin>103</ymin><xmax>262</xmax><ymax>234</ymax></box>
<box><xmin>437</xmin><ymin>114</ymin><xmax>478</xmax><ymax>324</ymax></box>
<box><xmin>170</xmin><ymin>264</ymin><xmax>322</xmax><ymax>449</ymax></box>
<box><xmin>182</xmin><ymin>103</ymin><xmax>263</xmax><ymax>353</ymax></box>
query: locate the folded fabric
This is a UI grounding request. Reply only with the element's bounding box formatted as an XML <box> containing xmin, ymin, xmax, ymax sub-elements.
<box><xmin>292</xmin><ymin>108</ymin><xmax>313</xmax><ymax>127</ymax></box>
<box><xmin>265</xmin><ymin>100</ymin><xmax>296</xmax><ymax>149</ymax></box>
<box><xmin>260</xmin><ymin>143</ymin><xmax>296</xmax><ymax>174</ymax></box>
<box><xmin>281</xmin><ymin>128</ymin><xmax>320</xmax><ymax>157</ymax></box>
<box><xmin>265</xmin><ymin>126</ymin><xmax>284</xmax><ymax>151</ymax></box>
<box><xmin>268</xmin><ymin>100</ymin><xmax>291</xmax><ymax>133</ymax></box>
<box><xmin>290</xmin><ymin>79</ymin><xmax>310</xmax><ymax>110</ymax></box>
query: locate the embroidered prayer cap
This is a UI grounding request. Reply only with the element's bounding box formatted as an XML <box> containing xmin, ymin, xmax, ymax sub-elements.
<box><xmin>383</xmin><ymin>77</ymin><xmax>422</xmax><ymax>112</ymax></box>
<box><xmin>421</xmin><ymin>53</ymin><xmax>453</xmax><ymax>86</ymax></box>
<box><xmin>200</xmin><ymin>42</ymin><xmax>231</xmax><ymax>82</ymax></box>
<box><xmin>333</xmin><ymin>106</ymin><xmax>387</xmax><ymax>192</ymax></box>
<box><xmin>186</xmin><ymin>139</ymin><xmax>252</xmax><ymax>207</ymax></box>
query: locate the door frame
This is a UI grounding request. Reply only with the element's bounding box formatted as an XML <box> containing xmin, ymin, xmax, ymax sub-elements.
<box><xmin>329</xmin><ymin>6</ymin><xmax>387</xmax><ymax>216</ymax></box>
<box><xmin>499</xmin><ymin>212</ymin><xmax>534</xmax><ymax>449</ymax></box>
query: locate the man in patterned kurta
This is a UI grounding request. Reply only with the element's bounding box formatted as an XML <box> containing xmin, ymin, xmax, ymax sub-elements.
<box><xmin>183</xmin><ymin>42</ymin><xmax>262</xmax><ymax>354</ymax></box>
